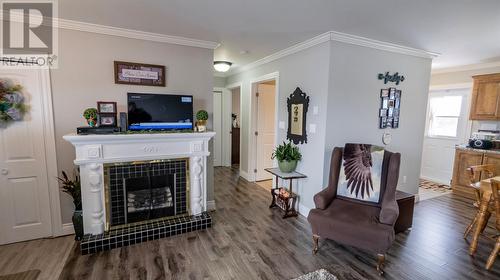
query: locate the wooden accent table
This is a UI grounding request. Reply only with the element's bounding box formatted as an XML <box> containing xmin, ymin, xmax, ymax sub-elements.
<box><xmin>265</xmin><ymin>168</ymin><xmax>307</xmax><ymax>219</ymax></box>
<box><xmin>469</xmin><ymin>176</ymin><xmax>500</xmax><ymax>255</ymax></box>
<box><xmin>395</xmin><ymin>190</ymin><xmax>415</xmax><ymax>233</ymax></box>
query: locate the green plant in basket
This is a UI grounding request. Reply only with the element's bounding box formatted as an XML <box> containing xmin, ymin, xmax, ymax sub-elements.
<box><xmin>272</xmin><ymin>141</ymin><xmax>302</xmax><ymax>173</ymax></box>
<box><xmin>196</xmin><ymin>110</ymin><xmax>209</xmax><ymax>132</ymax></box>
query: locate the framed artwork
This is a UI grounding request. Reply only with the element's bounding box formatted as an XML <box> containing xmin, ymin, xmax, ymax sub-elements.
<box><xmin>98</xmin><ymin>114</ymin><xmax>117</xmax><ymax>127</ymax></box>
<box><xmin>379</xmin><ymin>87</ymin><xmax>402</xmax><ymax>129</ymax></box>
<box><xmin>114</xmin><ymin>61</ymin><xmax>166</xmax><ymax>87</ymax></box>
<box><xmin>97</xmin><ymin>101</ymin><xmax>117</xmax><ymax>114</ymax></box>
<box><xmin>287</xmin><ymin>87</ymin><xmax>309</xmax><ymax>144</ymax></box>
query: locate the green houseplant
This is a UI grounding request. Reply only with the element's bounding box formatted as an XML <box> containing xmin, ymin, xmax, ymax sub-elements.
<box><xmin>83</xmin><ymin>108</ymin><xmax>98</xmax><ymax>127</ymax></box>
<box><xmin>272</xmin><ymin>141</ymin><xmax>302</xmax><ymax>173</ymax></box>
<box><xmin>196</xmin><ymin>109</ymin><xmax>209</xmax><ymax>132</ymax></box>
<box><xmin>57</xmin><ymin>171</ymin><xmax>83</xmax><ymax>240</ymax></box>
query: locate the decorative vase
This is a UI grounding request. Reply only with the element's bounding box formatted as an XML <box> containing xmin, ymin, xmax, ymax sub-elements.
<box><xmin>197</xmin><ymin>120</ymin><xmax>207</xmax><ymax>132</ymax></box>
<box><xmin>278</xmin><ymin>160</ymin><xmax>298</xmax><ymax>173</ymax></box>
<box><xmin>87</xmin><ymin>118</ymin><xmax>97</xmax><ymax>127</ymax></box>
<box><xmin>72</xmin><ymin>210</ymin><xmax>84</xmax><ymax>241</ymax></box>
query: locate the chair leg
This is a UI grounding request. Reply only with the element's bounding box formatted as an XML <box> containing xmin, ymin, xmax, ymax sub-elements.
<box><xmin>312</xmin><ymin>234</ymin><xmax>320</xmax><ymax>255</ymax></box>
<box><xmin>376</xmin><ymin>254</ymin><xmax>385</xmax><ymax>275</ymax></box>
<box><xmin>486</xmin><ymin>237</ymin><xmax>500</xmax><ymax>270</ymax></box>
<box><xmin>464</xmin><ymin>214</ymin><xmax>478</xmax><ymax>239</ymax></box>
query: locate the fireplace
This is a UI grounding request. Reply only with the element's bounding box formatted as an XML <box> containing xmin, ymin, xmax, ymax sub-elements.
<box><xmin>104</xmin><ymin>159</ymin><xmax>188</xmax><ymax>230</ymax></box>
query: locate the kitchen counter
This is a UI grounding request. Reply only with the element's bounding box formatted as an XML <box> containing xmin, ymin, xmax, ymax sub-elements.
<box><xmin>456</xmin><ymin>144</ymin><xmax>500</xmax><ymax>155</ymax></box>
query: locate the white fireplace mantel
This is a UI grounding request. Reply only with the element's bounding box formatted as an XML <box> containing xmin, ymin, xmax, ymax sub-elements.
<box><xmin>63</xmin><ymin>132</ymin><xmax>215</xmax><ymax>235</ymax></box>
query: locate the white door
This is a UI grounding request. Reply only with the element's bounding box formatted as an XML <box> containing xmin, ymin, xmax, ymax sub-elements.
<box><xmin>255</xmin><ymin>83</ymin><xmax>276</xmax><ymax>181</ymax></box>
<box><xmin>420</xmin><ymin>88</ymin><xmax>470</xmax><ymax>185</ymax></box>
<box><xmin>213</xmin><ymin>91</ymin><xmax>222</xmax><ymax>166</ymax></box>
<box><xmin>0</xmin><ymin>69</ymin><xmax>53</xmax><ymax>244</ymax></box>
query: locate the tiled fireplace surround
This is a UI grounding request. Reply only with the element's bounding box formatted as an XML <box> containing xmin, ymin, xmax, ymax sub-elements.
<box><xmin>64</xmin><ymin>132</ymin><xmax>215</xmax><ymax>254</ymax></box>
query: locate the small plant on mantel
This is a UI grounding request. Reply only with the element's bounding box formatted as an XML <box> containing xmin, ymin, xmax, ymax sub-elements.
<box><xmin>271</xmin><ymin>141</ymin><xmax>302</xmax><ymax>173</ymax></box>
<box><xmin>196</xmin><ymin>109</ymin><xmax>209</xmax><ymax>132</ymax></box>
<box><xmin>57</xmin><ymin>170</ymin><xmax>84</xmax><ymax>240</ymax></box>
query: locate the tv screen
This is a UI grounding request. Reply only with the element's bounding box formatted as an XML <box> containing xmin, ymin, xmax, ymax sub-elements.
<box><xmin>127</xmin><ymin>93</ymin><xmax>193</xmax><ymax>131</ymax></box>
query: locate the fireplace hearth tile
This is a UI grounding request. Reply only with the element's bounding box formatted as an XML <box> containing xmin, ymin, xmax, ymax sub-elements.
<box><xmin>79</xmin><ymin>212</ymin><xmax>212</xmax><ymax>255</ymax></box>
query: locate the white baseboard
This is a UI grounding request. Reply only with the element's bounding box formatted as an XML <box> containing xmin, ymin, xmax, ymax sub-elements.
<box><xmin>207</xmin><ymin>200</ymin><xmax>216</xmax><ymax>211</ymax></box>
<box><xmin>414</xmin><ymin>193</ymin><xmax>420</xmax><ymax>203</ymax></box>
<box><xmin>239</xmin><ymin>169</ymin><xmax>251</xmax><ymax>181</ymax></box>
<box><xmin>61</xmin><ymin>223</ymin><xmax>75</xmax><ymax>236</ymax></box>
<box><xmin>298</xmin><ymin>203</ymin><xmax>311</xmax><ymax>217</ymax></box>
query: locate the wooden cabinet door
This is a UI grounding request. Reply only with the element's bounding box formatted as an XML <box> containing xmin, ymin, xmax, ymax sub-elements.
<box><xmin>470</xmin><ymin>74</ymin><xmax>500</xmax><ymax>120</ymax></box>
<box><xmin>482</xmin><ymin>153</ymin><xmax>500</xmax><ymax>179</ymax></box>
<box><xmin>452</xmin><ymin>149</ymin><xmax>484</xmax><ymax>187</ymax></box>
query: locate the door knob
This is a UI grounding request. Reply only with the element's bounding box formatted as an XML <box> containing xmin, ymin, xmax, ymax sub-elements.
<box><xmin>1</xmin><ymin>168</ymin><xmax>8</xmax><ymax>175</ymax></box>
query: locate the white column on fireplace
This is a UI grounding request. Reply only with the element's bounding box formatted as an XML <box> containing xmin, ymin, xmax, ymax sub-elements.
<box><xmin>63</xmin><ymin>132</ymin><xmax>216</xmax><ymax>235</ymax></box>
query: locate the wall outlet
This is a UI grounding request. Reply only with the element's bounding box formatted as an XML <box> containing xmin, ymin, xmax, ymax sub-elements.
<box><xmin>313</xmin><ymin>106</ymin><xmax>319</xmax><ymax>115</ymax></box>
<box><xmin>279</xmin><ymin>121</ymin><xmax>285</xmax><ymax>129</ymax></box>
<box><xmin>309</xmin><ymin>123</ymin><xmax>316</xmax><ymax>134</ymax></box>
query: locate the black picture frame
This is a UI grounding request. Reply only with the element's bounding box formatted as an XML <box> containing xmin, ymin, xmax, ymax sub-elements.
<box><xmin>287</xmin><ymin>87</ymin><xmax>309</xmax><ymax>144</ymax></box>
<box><xmin>98</xmin><ymin>113</ymin><xmax>117</xmax><ymax>127</ymax></box>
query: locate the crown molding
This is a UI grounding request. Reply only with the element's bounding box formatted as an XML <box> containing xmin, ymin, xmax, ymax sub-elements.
<box><xmin>227</xmin><ymin>31</ymin><xmax>439</xmax><ymax>77</ymax></box>
<box><xmin>0</xmin><ymin>11</ymin><xmax>219</xmax><ymax>49</ymax></box>
<box><xmin>431</xmin><ymin>61</ymin><xmax>500</xmax><ymax>74</ymax></box>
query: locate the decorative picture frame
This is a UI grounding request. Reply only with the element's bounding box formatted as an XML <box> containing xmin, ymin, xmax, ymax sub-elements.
<box><xmin>379</xmin><ymin>87</ymin><xmax>402</xmax><ymax>129</ymax></box>
<box><xmin>114</xmin><ymin>61</ymin><xmax>166</xmax><ymax>87</ymax></box>
<box><xmin>98</xmin><ymin>114</ymin><xmax>117</xmax><ymax>127</ymax></box>
<box><xmin>97</xmin><ymin>101</ymin><xmax>117</xmax><ymax>114</ymax></box>
<box><xmin>287</xmin><ymin>87</ymin><xmax>309</xmax><ymax>144</ymax></box>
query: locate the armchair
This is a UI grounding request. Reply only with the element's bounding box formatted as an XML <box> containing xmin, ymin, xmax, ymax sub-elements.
<box><xmin>307</xmin><ymin>146</ymin><xmax>401</xmax><ymax>275</ymax></box>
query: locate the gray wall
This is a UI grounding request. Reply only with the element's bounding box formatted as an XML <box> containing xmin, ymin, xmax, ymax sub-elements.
<box><xmin>213</xmin><ymin>76</ymin><xmax>226</xmax><ymax>88</ymax></box>
<box><xmin>325</xmin><ymin>41</ymin><xmax>432</xmax><ymax>195</ymax></box>
<box><xmin>51</xmin><ymin>29</ymin><xmax>214</xmax><ymax>223</ymax></box>
<box><xmin>226</xmin><ymin>42</ymin><xmax>331</xmax><ymax>211</ymax></box>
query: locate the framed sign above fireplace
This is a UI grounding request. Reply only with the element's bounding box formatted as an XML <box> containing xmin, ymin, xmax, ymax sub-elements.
<box><xmin>114</xmin><ymin>61</ymin><xmax>166</xmax><ymax>87</ymax></box>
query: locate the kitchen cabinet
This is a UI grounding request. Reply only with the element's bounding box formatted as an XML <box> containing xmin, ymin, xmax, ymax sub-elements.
<box><xmin>451</xmin><ymin>148</ymin><xmax>484</xmax><ymax>198</ymax></box>
<box><xmin>469</xmin><ymin>73</ymin><xmax>500</xmax><ymax>120</ymax></box>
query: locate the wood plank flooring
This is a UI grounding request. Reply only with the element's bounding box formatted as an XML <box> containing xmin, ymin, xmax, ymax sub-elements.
<box><xmin>2</xmin><ymin>166</ymin><xmax>500</xmax><ymax>279</ymax></box>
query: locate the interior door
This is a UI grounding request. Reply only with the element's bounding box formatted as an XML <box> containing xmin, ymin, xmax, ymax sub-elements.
<box><xmin>0</xmin><ymin>69</ymin><xmax>53</xmax><ymax>244</ymax></box>
<box><xmin>420</xmin><ymin>88</ymin><xmax>470</xmax><ymax>185</ymax></box>
<box><xmin>213</xmin><ymin>91</ymin><xmax>222</xmax><ymax>166</ymax></box>
<box><xmin>255</xmin><ymin>83</ymin><xmax>276</xmax><ymax>181</ymax></box>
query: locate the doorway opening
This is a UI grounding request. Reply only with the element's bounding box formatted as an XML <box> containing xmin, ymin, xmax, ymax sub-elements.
<box><xmin>230</xmin><ymin>86</ymin><xmax>241</xmax><ymax>171</ymax></box>
<box><xmin>252</xmin><ymin>78</ymin><xmax>277</xmax><ymax>189</ymax></box>
<box><xmin>419</xmin><ymin>86</ymin><xmax>471</xmax><ymax>201</ymax></box>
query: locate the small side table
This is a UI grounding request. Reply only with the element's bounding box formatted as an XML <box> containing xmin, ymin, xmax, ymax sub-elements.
<box><xmin>395</xmin><ymin>190</ymin><xmax>415</xmax><ymax>234</ymax></box>
<box><xmin>265</xmin><ymin>168</ymin><xmax>307</xmax><ymax>219</ymax></box>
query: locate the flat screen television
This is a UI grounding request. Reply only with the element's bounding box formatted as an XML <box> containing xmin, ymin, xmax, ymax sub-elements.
<box><xmin>127</xmin><ymin>93</ymin><xmax>193</xmax><ymax>131</ymax></box>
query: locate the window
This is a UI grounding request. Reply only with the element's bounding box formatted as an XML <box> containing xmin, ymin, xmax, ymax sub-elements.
<box><xmin>428</xmin><ymin>95</ymin><xmax>463</xmax><ymax>138</ymax></box>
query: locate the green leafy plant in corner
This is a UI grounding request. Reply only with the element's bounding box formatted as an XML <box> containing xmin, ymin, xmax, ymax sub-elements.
<box><xmin>271</xmin><ymin>141</ymin><xmax>302</xmax><ymax>162</ymax></box>
<box><xmin>196</xmin><ymin>110</ymin><xmax>209</xmax><ymax>121</ymax></box>
<box><xmin>57</xmin><ymin>171</ymin><xmax>82</xmax><ymax>210</ymax></box>
<box><xmin>83</xmin><ymin>108</ymin><xmax>98</xmax><ymax>120</ymax></box>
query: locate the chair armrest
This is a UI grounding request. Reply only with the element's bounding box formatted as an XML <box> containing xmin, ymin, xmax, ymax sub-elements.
<box><xmin>379</xmin><ymin>152</ymin><xmax>401</xmax><ymax>225</ymax></box>
<box><xmin>314</xmin><ymin>188</ymin><xmax>336</xmax><ymax>209</ymax></box>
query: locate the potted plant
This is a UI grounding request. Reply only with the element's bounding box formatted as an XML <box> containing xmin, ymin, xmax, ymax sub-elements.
<box><xmin>83</xmin><ymin>108</ymin><xmax>98</xmax><ymax>127</ymax></box>
<box><xmin>272</xmin><ymin>141</ymin><xmax>302</xmax><ymax>173</ymax></box>
<box><xmin>196</xmin><ymin>110</ymin><xmax>209</xmax><ymax>132</ymax></box>
<box><xmin>57</xmin><ymin>171</ymin><xmax>83</xmax><ymax>240</ymax></box>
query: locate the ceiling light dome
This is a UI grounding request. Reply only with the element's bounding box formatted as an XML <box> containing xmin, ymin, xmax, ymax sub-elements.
<box><xmin>213</xmin><ymin>61</ymin><xmax>232</xmax><ymax>72</ymax></box>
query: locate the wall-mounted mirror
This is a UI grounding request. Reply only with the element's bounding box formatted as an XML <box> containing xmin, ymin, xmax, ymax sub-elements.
<box><xmin>287</xmin><ymin>87</ymin><xmax>309</xmax><ymax>144</ymax></box>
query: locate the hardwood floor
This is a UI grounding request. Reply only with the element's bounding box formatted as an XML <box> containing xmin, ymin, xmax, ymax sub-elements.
<box><xmin>2</xmin><ymin>166</ymin><xmax>499</xmax><ymax>279</ymax></box>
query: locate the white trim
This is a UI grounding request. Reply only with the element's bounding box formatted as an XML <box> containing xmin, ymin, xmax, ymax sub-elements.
<box><xmin>61</xmin><ymin>223</ymin><xmax>75</xmax><ymax>236</ymax></box>
<box><xmin>298</xmin><ymin>203</ymin><xmax>311</xmax><ymax>218</ymax></box>
<box><xmin>38</xmin><ymin>69</ymin><xmax>65</xmax><ymax>237</ymax></box>
<box><xmin>227</xmin><ymin>31</ymin><xmax>438</xmax><ymax>76</ymax></box>
<box><xmin>249</xmin><ymin>72</ymin><xmax>280</xmax><ymax>182</ymax></box>
<box><xmin>414</xmin><ymin>193</ymin><xmax>420</xmax><ymax>204</ymax></box>
<box><xmin>226</xmin><ymin>82</ymin><xmax>243</xmax><ymax>90</ymax></box>
<box><xmin>432</xmin><ymin>61</ymin><xmax>500</xmax><ymax>74</ymax></box>
<box><xmin>0</xmin><ymin>11</ymin><xmax>219</xmax><ymax>49</ymax></box>
<box><xmin>239</xmin><ymin>169</ymin><xmax>250</xmax><ymax>181</ymax></box>
<box><xmin>207</xmin><ymin>200</ymin><xmax>216</xmax><ymax>211</ymax></box>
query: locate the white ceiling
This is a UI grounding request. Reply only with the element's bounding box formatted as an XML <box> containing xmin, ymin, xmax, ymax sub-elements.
<box><xmin>59</xmin><ymin>0</ymin><xmax>500</xmax><ymax>75</ymax></box>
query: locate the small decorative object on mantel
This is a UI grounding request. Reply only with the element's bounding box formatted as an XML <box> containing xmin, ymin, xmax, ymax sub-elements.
<box><xmin>114</xmin><ymin>61</ymin><xmax>166</xmax><ymax>87</ymax></box>
<box><xmin>379</xmin><ymin>88</ymin><xmax>401</xmax><ymax>129</ymax></box>
<box><xmin>97</xmin><ymin>101</ymin><xmax>117</xmax><ymax>127</ymax></box>
<box><xmin>0</xmin><ymin>81</ymin><xmax>27</xmax><ymax>127</ymax></box>
<box><xmin>272</xmin><ymin>141</ymin><xmax>302</xmax><ymax>173</ymax></box>
<box><xmin>57</xmin><ymin>170</ymin><xmax>83</xmax><ymax>240</ymax></box>
<box><xmin>378</xmin><ymin>71</ymin><xmax>405</xmax><ymax>85</ymax></box>
<box><xmin>195</xmin><ymin>110</ymin><xmax>208</xmax><ymax>132</ymax></box>
<box><xmin>83</xmin><ymin>108</ymin><xmax>98</xmax><ymax>127</ymax></box>
<box><xmin>287</xmin><ymin>87</ymin><xmax>309</xmax><ymax>144</ymax></box>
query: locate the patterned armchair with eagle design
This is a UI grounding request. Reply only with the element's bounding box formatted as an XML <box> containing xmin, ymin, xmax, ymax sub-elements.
<box><xmin>307</xmin><ymin>145</ymin><xmax>401</xmax><ymax>275</ymax></box>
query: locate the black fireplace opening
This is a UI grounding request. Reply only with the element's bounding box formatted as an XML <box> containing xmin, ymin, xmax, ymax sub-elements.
<box><xmin>124</xmin><ymin>173</ymin><xmax>176</xmax><ymax>224</ymax></box>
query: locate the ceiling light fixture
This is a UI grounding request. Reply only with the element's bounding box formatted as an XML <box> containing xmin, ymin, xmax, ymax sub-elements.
<box><xmin>213</xmin><ymin>61</ymin><xmax>232</xmax><ymax>72</ymax></box>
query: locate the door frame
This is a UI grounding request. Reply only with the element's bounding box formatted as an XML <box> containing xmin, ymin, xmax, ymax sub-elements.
<box><xmin>226</xmin><ymin>82</ymin><xmax>244</xmax><ymax>175</ymax></box>
<box><xmin>249</xmin><ymin>72</ymin><xmax>280</xmax><ymax>182</ymax></box>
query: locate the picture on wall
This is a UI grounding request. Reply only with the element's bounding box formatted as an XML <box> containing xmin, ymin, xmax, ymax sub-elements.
<box><xmin>114</xmin><ymin>61</ymin><xmax>166</xmax><ymax>87</ymax></box>
<box><xmin>379</xmin><ymin>87</ymin><xmax>401</xmax><ymax>129</ymax></box>
<box><xmin>287</xmin><ymin>87</ymin><xmax>309</xmax><ymax>144</ymax></box>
